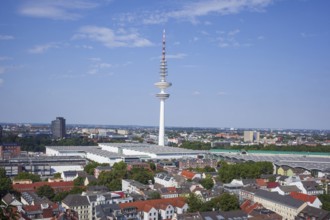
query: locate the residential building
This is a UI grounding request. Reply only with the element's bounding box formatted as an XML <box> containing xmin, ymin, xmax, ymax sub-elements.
<box><xmin>13</xmin><ymin>181</ymin><xmax>75</xmax><ymax>193</ymax></box>
<box><xmin>1</xmin><ymin>193</ymin><xmax>23</xmax><ymax>210</ymax></box>
<box><xmin>178</xmin><ymin>158</ymin><xmax>217</xmax><ymax>169</ymax></box>
<box><xmin>296</xmin><ymin>205</ymin><xmax>330</xmax><ymax>220</ymax></box>
<box><xmin>62</xmin><ymin>194</ymin><xmax>92</xmax><ymax>220</ymax></box>
<box><xmin>271</xmin><ymin>185</ymin><xmax>302</xmax><ymax>195</ymax></box>
<box><xmin>254</xmin><ymin>190</ymin><xmax>307</xmax><ymax>220</ymax></box>
<box><xmin>51</xmin><ymin>117</ymin><xmax>66</xmax><ymax>139</ymax></box>
<box><xmin>199</xmin><ymin>210</ymin><xmax>248</xmax><ymax>220</ymax></box>
<box><xmin>118</xmin><ymin>197</ymin><xmax>188</xmax><ymax>220</ymax></box>
<box><xmin>244</xmin><ymin>131</ymin><xmax>260</xmax><ymax>143</ymax></box>
<box><xmin>289</xmin><ymin>180</ymin><xmax>324</xmax><ymax>195</ymax></box>
<box><xmin>181</xmin><ymin>170</ymin><xmax>201</xmax><ymax>180</ymax></box>
<box><xmin>0</xmin><ymin>143</ymin><xmax>21</xmax><ymax>159</ymax></box>
<box><xmin>127</xmin><ymin>162</ymin><xmax>151</xmax><ymax>171</ymax></box>
<box><xmin>154</xmin><ymin>173</ymin><xmax>179</xmax><ymax>188</ymax></box>
<box><xmin>290</xmin><ymin>192</ymin><xmax>323</xmax><ymax>208</ymax></box>
<box><xmin>158</xmin><ymin>187</ymin><xmax>179</xmax><ymax>199</ymax></box>
<box><xmin>95</xmin><ymin>203</ymin><xmax>123</xmax><ymax>220</ymax></box>
<box><xmin>122</xmin><ymin>179</ymin><xmax>151</xmax><ymax>195</ymax></box>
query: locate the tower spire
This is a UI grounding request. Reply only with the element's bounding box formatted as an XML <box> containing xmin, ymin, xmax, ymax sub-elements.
<box><xmin>155</xmin><ymin>30</ymin><xmax>172</xmax><ymax>146</ymax></box>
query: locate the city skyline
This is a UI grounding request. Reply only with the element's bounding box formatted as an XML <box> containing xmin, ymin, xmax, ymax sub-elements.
<box><xmin>0</xmin><ymin>0</ymin><xmax>329</xmax><ymax>130</ymax></box>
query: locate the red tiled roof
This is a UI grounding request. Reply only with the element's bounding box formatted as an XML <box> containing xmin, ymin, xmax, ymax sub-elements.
<box><xmin>181</xmin><ymin>170</ymin><xmax>196</xmax><ymax>180</ymax></box>
<box><xmin>267</xmin><ymin>182</ymin><xmax>280</xmax><ymax>189</ymax></box>
<box><xmin>256</xmin><ymin>179</ymin><xmax>267</xmax><ymax>187</ymax></box>
<box><xmin>13</xmin><ymin>181</ymin><xmax>75</xmax><ymax>192</ymax></box>
<box><xmin>119</xmin><ymin>197</ymin><xmax>186</xmax><ymax>212</ymax></box>
<box><xmin>240</xmin><ymin>200</ymin><xmax>260</xmax><ymax>214</ymax></box>
<box><xmin>290</xmin><ymin>192</ymin><xmax>317</xmax><ymax>203</ymax></box>
<box><xmin>114</xmin><ymin>191</ymin><xmax>125</xmax><ymax>198</ymax></box>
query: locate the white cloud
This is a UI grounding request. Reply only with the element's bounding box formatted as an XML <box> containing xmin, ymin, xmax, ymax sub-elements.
<box><xmin>215</xmin><ymin>29</ymin><xmax>251</xmax><ymax>48</ymax></box>
<box><xmin>166</xmin><ymin>53</ymin><xmax>187</xmax><ymax>59</ymax></box>
<box><xmin>19</xmin><ymin>0</ymin><xmax>101</xmax><ymax>20</ymax></box>
<box><xmin>75</xmin><ymin>44</ymin><xmax>94</xmax><ymax>49</ymax></box>
<box><xmin>0</xmin><ymin>35</ymin><xmax>14</xmax><ymax>40</ymax></box>
<box><xmin>170</xmin><ymin>0</ymin><xmax>273</xmax><ymax>20</ymax></box>
<box><xmin>28</xmin><ymin>42</ymin><xmax>59</xmax><ymax>54</ymax></box>
<box><xmin>114</xmin><ymin>0</ymin><xmax>274</xmax><ymax>25</ymax></box>
<box><xmin>88</xmin><ymin>57</ymin><xmax>112</xmax><ymax>75</ymax></box>
<box><xmin>73</xmin><ymin>26</ymin><xmax>153</xmax><ymax>48</ymax></box>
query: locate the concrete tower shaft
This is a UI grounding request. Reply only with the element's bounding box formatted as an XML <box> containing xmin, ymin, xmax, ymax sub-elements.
<box><xmin>155</xmin><ymin>30</ymin><xmax>172</xmax><ymax>146</ymax></box>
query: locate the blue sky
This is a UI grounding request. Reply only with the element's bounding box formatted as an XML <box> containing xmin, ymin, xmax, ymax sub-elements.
<box><xmin>0</xmin><ymin>0</ymin><xmax>329</xmax><ymax>130</ymax></box>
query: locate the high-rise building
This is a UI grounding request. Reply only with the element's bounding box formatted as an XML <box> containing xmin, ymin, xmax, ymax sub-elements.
<box><xmin>244</xmin><ymin>131</ymin><xmax>260</xmax><ymax>143</ymax></box>
<box><xmin>51</xmin><ymin>117</ymin><xmax>66</xmax><ymax>139</ymax></box>
<box><xmin>155</xmin><ymin>30</ymin><xmax>172</xmax><ymax>146</ymax></box>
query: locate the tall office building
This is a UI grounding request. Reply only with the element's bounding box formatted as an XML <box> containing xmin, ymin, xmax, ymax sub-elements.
<box><xmin>155</xmin><ymin>30</ymin><xmax>172</xmax><ymax>146</ymax></box>
<box><xmin>51</xmin><ymin>117</ymin><xmax>66</xmax><ymax>139</ymax></box>
<box><xmin>244</xmin><ymin>131</ymin><xmax>260</xmax><ymax>143</ymax></box>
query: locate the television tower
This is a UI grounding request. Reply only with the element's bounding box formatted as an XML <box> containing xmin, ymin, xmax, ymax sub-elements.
<box><xmin>155</xmin><ymin>30</ymin><xmax>172</xmax><ymax>146</ymax></box>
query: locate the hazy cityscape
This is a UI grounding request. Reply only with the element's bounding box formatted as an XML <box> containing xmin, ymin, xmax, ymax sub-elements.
<box><xmin>1</xmin><ymin>0</ymin><xmax>330</xmax><ymax>220</ymax></box>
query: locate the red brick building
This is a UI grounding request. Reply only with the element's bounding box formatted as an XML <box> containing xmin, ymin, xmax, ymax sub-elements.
<box><xmin>0</xmin><ymin>143</ymin><xmax>21</xmax><ymax>159</ymax></box>
<box><xmin>13</xmin><ymin>181</ymin><xmax>75</xmax><ymax>193</ymax></box>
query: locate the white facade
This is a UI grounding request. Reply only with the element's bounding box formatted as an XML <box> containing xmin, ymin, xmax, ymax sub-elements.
<box><xmin>154</xmin><ymin>175</ymin><xmax>178</xmax><ymax>188</ymax></box>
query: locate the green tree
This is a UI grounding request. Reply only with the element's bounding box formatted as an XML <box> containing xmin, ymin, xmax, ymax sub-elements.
<box><xmin>107</xmin><ymin>179</ymin><xmax>122</xmax><ymax>191</ymax></box>
<box><xmin>0</xmin><ymin>168</ymin><xmax>12</xmax><ymax>197</ymax></box>
<box><xmin>73</xmin><ymin>176</ymin><xmax>85</xmax><ymax>186</ymax></box>
<box><xmin>53</xmin><ymin>191</ymin><xmax>69</xmax><ymax>202</ymax></box>
<box><xmin>36</xmin><ymin>185</ymin><xmax>55</xmax><ymax>200</ymax></box>
<box><xmin>129</xmin><ymin>168</ymin><xmax>154</xmax><ymax>184</ymax></box>
<box><xmin>70</xmin><ymin>186</ymin><xmax>85</xmax><ymax>194</ymax></box>
<box><xmin>149</xmin><ymin>162</ymin><xmax>156</xmax><ymax>171</ymax></box>
<box><xmin>14</xmin><ymin>172</ymin><xmax>41</xmax><ymax>183</ymax></box>
<box><xmin>200</xmin><ymin>176</ymin><xmax>214</xmax><ymax>190</ymax></box>
<box><xmin>84</xmin><ymin>161</ymin><xmax>101</xmax><ymax>175</ymax></box>
<box><xmin>318</xmin><ymin>194</ymin><xmax>330</xmax><ymax>211</ymax></box>
<box><xmin>53</xmin><ymin>173</ymin><xmax>61</xmax><ymax>179</ymax></box>
<box><xmin>217</xmin><ymin>193</ymin><xmax>239</xmax><ymax>211</ymax></box>
<box><xmin>149</xmin><ymin>191</ymin><xmax>161</xmax><ymax>200</ymax></box>
<box><xmin>186</xmin><ymin>193</ymin><xmax>204</xmax><ymax>212</ymax></box>
<box><xmin>218</xmin><ymin>161</ymin><xmax>273</xmax><ymax>183</ymax></box>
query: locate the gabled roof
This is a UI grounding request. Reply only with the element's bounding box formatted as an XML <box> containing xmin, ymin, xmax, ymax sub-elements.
<box><xmin>2</xmin><ymin>193</ymin><xmax>17</xmax><ymax>205</ymax></box>
<box><xmin>255</xmin><ymin>179</ymin><xmax>267</xmax><ymax>187</ymax></box>
<box><xmin>290</xmin><ymin>192</ymin><xmax>317</xmax><ymax>203</ymax></box>
<box><xmin>301</xmin><ymin>180</ymin><xmax>320</xmax><ymax>191</ymax></box>
<box><xmin>119</xmin><ymin>197</ymin><xmax>186</xmax><ymax>213</ymax></box>
<box><xmin>267</xmin><ymin>182</ymin><xmax>280</xmax><ymax>189</ymax></box>
<box><xmin>254</xmin><ymin>190</ymin><xmax>305</xmax><ymax>209</ymax></box>
<box><xmin>240</xmin><ymin>200</ymin><xmax>261</xmax><ymax>214</ymax></box>
<box><xmin>181</xmin><ymin>170</ymin><xmax>196</xmax><ymax>180</ymax></box>
<box><xmin>62</xmin><ymin>194</ymin><xmax>90</xmax><ymax>207</ymax></box>
<box><xmin>299</xmin><ymin>205</ymin><xmax>330</xmax><ymax>219</ymax></box>
<box><xmin>278</xmin><ymin>185</ymin><xmax>301</xmax><ymax>193</ymax></box>
<box><xmin>200</xmin><ymin>210</ymin><xmax>248</xmax><ymax>220</ymax></box>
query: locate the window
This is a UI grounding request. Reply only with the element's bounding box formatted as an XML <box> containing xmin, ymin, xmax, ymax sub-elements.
<box><xmin>150</xmin><ymin>213</ymin><xmax>152</xmax><ymax>216</ymax></box>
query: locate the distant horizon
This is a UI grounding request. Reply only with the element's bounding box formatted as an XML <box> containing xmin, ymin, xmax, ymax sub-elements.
<box><xmin>1</xmin><ymin>121</ymin><xmax>329</xmax><ymax>132</ymax></box>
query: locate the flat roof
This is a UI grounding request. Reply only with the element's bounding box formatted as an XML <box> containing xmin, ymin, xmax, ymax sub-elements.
<box><xmin>218</xmin><ymin>153</ymin><xmax>330</xmax><ymax>171</ymax></box>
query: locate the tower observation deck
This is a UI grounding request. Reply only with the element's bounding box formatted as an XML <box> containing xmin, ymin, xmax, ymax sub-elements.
<box><xmin>155</xmin><ymin>30</ymin><xmax>172</xmax><ymax>146</ymax></box>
